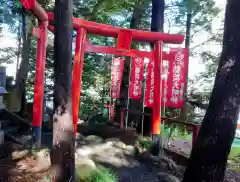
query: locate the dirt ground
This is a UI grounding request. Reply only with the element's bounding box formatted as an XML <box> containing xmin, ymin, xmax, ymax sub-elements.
<box><xmin>0</xmin><ymin>124</ymin><xmax>239</xmax><ymax>182</ymax></box>
<box><xmin>0</xmin><ymin>143</ymin><xmax>53</xmax><ymax>182</ymax></box>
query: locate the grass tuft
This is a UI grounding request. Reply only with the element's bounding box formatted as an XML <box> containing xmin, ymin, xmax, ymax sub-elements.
<box><xmin>76</xmin><ymin>165</ymin><xmax>117</xmax><ymax>182</ymax></box>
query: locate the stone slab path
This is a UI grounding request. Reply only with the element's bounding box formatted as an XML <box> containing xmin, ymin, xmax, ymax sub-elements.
<box><xmin>41</xmin><ymin>131</ymin><xmax>240</xmax><ymax>182</ymax></box>
<box><xmin>75</xmin><ymin>134</ymin><xmax>179</xmax><ymax>182</ymax></box>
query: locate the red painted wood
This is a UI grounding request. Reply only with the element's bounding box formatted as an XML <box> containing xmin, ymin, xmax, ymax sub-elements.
<box><xmin>85</xmin><ymin>42</ymin><xmax>171</xmax><ymax>60</ymax></box>
<box><xmin>32</xmin><ymin>27</ymin><xmax>41</xmax><ymax>38</ymax></box>
<box><xmin>32</xmin><ymin>22</ymin><xmax>48</xmax><ymax>127</ymax></box>
<box><xmin>21</xmin><ymin>0</ymin><xmax>48</xmax><ymax>133</ymax></box>
<box><xmin>152</xmin><ymin>41</ymin><xmax>163</xmax><ymax>135</ymax></box>
<box><xmin>72</xmin><ymin>28</ymin><xmax>87</xmax><ymax>136</ymax></box>
<box><xmin>21</xmin><ymin>0</ymin><xmax>48</xmax><ymax>22</ymax></box>
<box><xmin>47</xmin><ymin>12</ymin><xmax>184</xmax><ymax>44</ymax></box>
<box><xmin>116</xmin><ymin>30</ymin><xmax>132</xmax><ymax>52</ymax></box>
<box><xmin>22</xmin><ymin>0</ymin><xmax>185</xmax><ymax>139</ymax></box>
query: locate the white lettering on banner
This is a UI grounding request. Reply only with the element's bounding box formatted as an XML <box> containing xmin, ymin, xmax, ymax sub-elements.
<box><xmin>173</xmin><ymin>81</ymin><xmax>180</xmax><ymax>90</ymax></box>
<box><xmin>163</xmin><ymin>87</ymin><xmax>167</xmax><ymax>103</ymax></box>
<box><xmin>175</xmin><ymin>51</ymin><xmax>184</xmax><ymax>64</ymax></box>
<box><xmin>173</xmin><ymin>64</ymin><xmax>181</xmax><ymax>73</ymax></box>
<box><xmin>171</xmin><ymin>94</ymin><xmax>178</xmax><ymax>104</ymax></box>
<box><xmin>133</xmin><ymin>82</ymin><xmax>141</xmax><ymax>96</ymax></box>
<box><xmin>162</xmin><ymin>60</ymin><xmax>169</xmax><ymax>103</ymax></box>
<box><xmin>135</xmin><ymin>66</ymin><xmax>140</xmax><ymax>80</ymax></box>
<box><xmin>148</xmin><ymin>63</ymin><xmax>155</xmax><ymax>104</ymax></box>
<box><xmin>112</xmin><ymin>81</ymin><xmax>117</xmax><ymax>86</ymax></box>
<box><xmin>135</xmin><ymin>57</ymin><xmax>141</xmax><ymax>64</ymax></box>
<box><xmin>149</xmin><ymin>90</ymin><xmax>153</xmax><ymax>104</ymax></box>
<box><xmin>161</xmin><ymin>60</ymin><xmax>168</xmax><ymax>81</ymax></box>
<box><xmin>170</xmin><ymin>49</ymin><xmax>185</xmax><ymax>104</ymax></box>
<box><xmin>132</xmin><ymin>57</ymin><xmax>144</xmax><ymax>97</ymax></box>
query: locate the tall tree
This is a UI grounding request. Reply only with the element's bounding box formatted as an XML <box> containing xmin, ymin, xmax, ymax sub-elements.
<box><xmin>14</xmin><ymin>8</ymin><xmax>31</xmax><ymax>116</ymax></box>
<box><xmin>173</xmin><ymin>0</ymin><xmax>220</xmax><ymax>120</ymax></box>
<box><xmin>150</xmin><ymin>0</ymin><xmax>165</xmax><ymax>156</ymax></box>
<box><xmin>51</xmin><ymin>0</ymin><xmax>75</xmax><ymax>181</ymax></box>
<box><xmin>183</xmin><ymin>0</ymin><xmax>240</xmax><ymax>181</ymax></box>
<box><xmin>117</xmin><ymin>0</ymin><xmax>150</xmax><ymax>125</ymax></box>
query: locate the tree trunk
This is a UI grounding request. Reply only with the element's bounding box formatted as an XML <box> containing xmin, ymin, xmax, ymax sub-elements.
<box><xmin>51</xmin><ymin>0</ymin><xmax>75</xmax><ymax>181</ymax></box>
<box><xmin>16</xmin><ymin>15</ymin><xmax>21</xmax><ymax>78</ymax></box>
<box><xmin>117</xmin><ymin>0</ymin><xmax>149</xmax><ymax>125</ymax></box>
<box><xmin>9</xmin><ymin>8</ymin><xmax>31</xmax><ymax>114</ymax></box>
<box><xmin>185</xmin><ymin>13</ymin><xmax>192</xmax><ymax>49</ymax></box>
<box><xmin>149</xmin><ymin>0</ymin><xmax>165</xmax><ymax>156</ymax></box>
<box><xmin>179</xmin><ymin>12</ymin><xmax>192</xmax><ymax>120</ymax></box>
<box><xmin>151</xmin><ymin>0</ymin><xmax>164</xmax><ymax>33</ymax></box>
<box><xmin>183</xmin><ymin>1</ymin><xmax>240</xmax><ymax>181</ymax></box>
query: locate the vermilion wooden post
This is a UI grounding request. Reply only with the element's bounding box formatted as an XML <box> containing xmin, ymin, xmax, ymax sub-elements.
<box><xmin>152</xmin><ymin>41</ymin><xmax>163</xmax><ymax>156</ymax></box>
<box><xmin>72</xmin><ymin>28</ymin><xmax>87</xmax><ymax>136</ymax></box>
<box><xmin>32</xmin><ymin>22</ymin><xmax>48</xmax><ymax>148</ymax></box>
<box><xmin>21</xmin><ymin>0</ymin><xmax>48</xmax><ymax>148</ymax></box>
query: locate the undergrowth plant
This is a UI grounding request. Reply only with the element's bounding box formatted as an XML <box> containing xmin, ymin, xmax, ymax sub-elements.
<box><xmin>76</xmin><ymin>165</ymin><xmax>117</xmax><ymax>182</ymax></box>
<box><xmin>138</xmin><ymin>138</ymin><xmax>152</xmax><ymax>152</ymax></box>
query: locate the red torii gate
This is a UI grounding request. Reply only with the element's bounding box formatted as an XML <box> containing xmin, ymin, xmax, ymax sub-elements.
<box><xmin>21</xmin><ymin>0</ymin><xmax>184</xmax><ymax>148</ymax></box>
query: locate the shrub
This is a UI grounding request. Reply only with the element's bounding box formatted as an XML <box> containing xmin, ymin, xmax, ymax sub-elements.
<box><xmin>76</xmin><ymin>166</ymin><xmax>117</xmax><ymax>182</ymax></box>
<box><xmin>138</xmin><ymin>138</ymin><xmax>152</xmax><ymax>152</ymax></box>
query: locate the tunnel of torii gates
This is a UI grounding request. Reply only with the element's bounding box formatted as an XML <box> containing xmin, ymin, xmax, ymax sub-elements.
<box><xmin>21</xmin><ymin>0</ymin><xmax>185</xmax><ymax>146</ymax></box>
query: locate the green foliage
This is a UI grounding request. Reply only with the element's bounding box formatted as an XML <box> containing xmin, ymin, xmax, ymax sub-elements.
<box><xmin>173</xmin><ymin>0</ymin><xmax>221</xmax><ymax>33</ymax></box>
<box><xmin>73</xmin><ymin>0</ymin><xmax>135</xmax><ymax>22</ymax></box>
<box><xmin>138</xmin><ymin>138</ymin><xmax>152</xmax><ymax>151</ymax></box>
<box><xmin>0</xmin><ymin>0</ymin><xmax>226</xmax><ymax>125</ymax></box>
<box><xmin>0</xmin><ymin>47</ymin><xmax>17</xmax><ymax>64</ymax></box>
<box><xmin>76</xmin><ymin>166</ymin><xmax>117</xmax><ymax>182</ymax></box>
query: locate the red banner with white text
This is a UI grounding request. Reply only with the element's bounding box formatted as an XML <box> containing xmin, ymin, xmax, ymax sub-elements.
<box><xmin>166</xmin><ymin>48</ymin><xmax>188</xmax><ymax>108</ymax></box>
<box><xmin>129</xmin><ymin>57</ymin><xmax>145</xmax><ymax>100</ymax></box>
<box><xmin>144</xmin><ymin>60</ymin><xmax>166</xmax><ymax>107</ymax></box>
<box><xmin>110</xmin><ymin>57</ymin><xmax>124</xmax><ymax>99</ymax></box>
<box><xmin>144</xmin><ymin>48</ymin><xmax>188</xmax><ymax>108</ymax></box>
<box><xmin>144</xmin><ymin>60</ymin><xmax>154</xmax><ymax>107</ymax></box>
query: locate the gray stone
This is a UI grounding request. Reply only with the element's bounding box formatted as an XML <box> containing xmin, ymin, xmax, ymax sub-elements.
<box><xmin>75</xmin><ymin>153</ymin><xmax>96</xmax><ymax>168</ymax></box>
<box><xmin>105</xmin><ymin>137</ymin><xmax>121</xmax><ymax>142</ymax></box>
<box><xmin>105</xmin><ymin>138</ymin><xmax>126</xmax><ymax>149</ymax></box>
<box><xmin>11</xmin><ymin>150</ymin><xmax>29</xmax><ymax>160</ymax></box>
<box><xmin>85</xmin><ymin>135</ymin><xmax>103</xmax><ymax>145</ymax></box>
<box><xmin>75</xmin><ymin>142</ymin><xmax>113</xmax><ymax>157</ymax></box>
<box><xmin>124</xmin><ymin>145</ymin><xmax>135</xmax><ymax>155</ymax></box>
<box><xmin>76</xmin><ymin>133</ymin><xmax>85</xmax><ymax>140</ymax></box>
<box><xmin>77</xmin><ymin>119</ymin><xmax>84</xmax><ymax>124</ymax></box>
<box><xmin>30</xmin><ymin>149</ymin><xmax>51</xmax><ymax>172</ymax></box>
<box><xmin>157</xmin><ymin>172</ymin><xmax>180</xmax><ymax>182</ymax></box>
<box><xmin>16</xmin><ymin>149</ymin><xmax>51</xmax><ymax>173</ymax></box>
<box><xmin>114</xmin><ymin>141</ymin><xmax>126</xmax><ymax>149</ymax></box>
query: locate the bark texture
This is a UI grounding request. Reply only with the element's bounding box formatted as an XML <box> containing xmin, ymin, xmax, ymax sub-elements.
<box><xmin>9</xmin><ymin>9</ymin><xmax>31</xmax><ymax>114</ymax></box>
<box><xmin>179</xmin><ymin>12</ymin><xmax>192</xmax><ymax>120</ymax></box>
<box><xmin>51</xmin><ymin>0</ymin><xmax>75</xmax><ymax>181</ymax></box>
<box><xmin>183</xmin><ymin>1</ymin><xmax>240</xmax><ymax>181</ymax></box>
<box><xmin>117</xmin><ymin>0</ymin><xmax>149</xmax><ymax>125</ymax></box>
